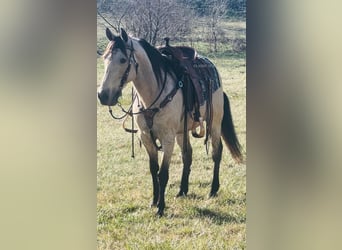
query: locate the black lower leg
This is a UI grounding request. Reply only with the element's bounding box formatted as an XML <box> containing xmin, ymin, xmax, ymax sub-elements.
<box><xmin>150</xmin><ymin>159</ymin><xmax>159</xmax><ymax>206</ymax></box>
<box><xmin>157</xmin><ymin>168</ymin><xmax>169</xmax><ymax>216</ymax></box>
<box><xmin>210</xmin><ymin>140</ymin><xmax>223</xmax><ymax>197</ymax></box>
<box><xmin>177</xmin><ymin>148</ymin><xmax>192</xmax><ymax>197</ymax></box>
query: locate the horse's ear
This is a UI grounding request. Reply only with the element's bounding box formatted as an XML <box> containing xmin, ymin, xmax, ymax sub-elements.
<box><xmin>106</xmin><ymin>28</ymin><xmax>114</xmax><ymax>41</ymax></box>
<box><xmin>120</xmin><ymin>28</ymin><xmax>128</xmax><ymax>42</ymax></box>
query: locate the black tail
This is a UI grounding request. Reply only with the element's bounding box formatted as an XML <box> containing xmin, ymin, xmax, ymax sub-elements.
<box><xmin>221</xmin><ymin>92</ymin><xmax>243</xmax><ymax>163</ymax></box>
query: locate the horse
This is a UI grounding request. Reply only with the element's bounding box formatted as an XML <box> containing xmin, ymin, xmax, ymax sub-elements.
<box><xmin>97</xmin><ymin>28</ymin><xmax>243</xmax><ymax>216</ymax></box>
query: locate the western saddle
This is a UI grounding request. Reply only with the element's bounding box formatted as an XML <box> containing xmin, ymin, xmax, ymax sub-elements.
<box><xmin>158</xmin><ymin>38</ymin><xmax>218</xmax><ymax>140</ymax></box>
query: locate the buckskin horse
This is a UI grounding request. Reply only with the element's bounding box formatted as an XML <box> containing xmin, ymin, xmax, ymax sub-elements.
<box><xmin>97</xmin><ymin>28</ymin><xmax>243</xmax><ymax>216</ymax></box>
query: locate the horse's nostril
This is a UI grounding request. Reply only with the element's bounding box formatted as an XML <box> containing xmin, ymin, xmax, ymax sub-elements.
<box><xmin>98</xmin><ymin>91</ymin><xmax>109</xmax><ymax>104</ymax></box>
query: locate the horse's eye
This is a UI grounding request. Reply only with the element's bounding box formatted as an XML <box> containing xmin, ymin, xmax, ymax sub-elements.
<box><xmin>120</xmin><ymin>58</ymin><xmax>127</xmax><ymax>64</ymax></box>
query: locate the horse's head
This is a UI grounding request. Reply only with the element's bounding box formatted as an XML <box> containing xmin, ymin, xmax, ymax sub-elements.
<box><xmin>97</xmin><ymin>28</ymin><xmax>137</xmax><ymax>106</ymax></box>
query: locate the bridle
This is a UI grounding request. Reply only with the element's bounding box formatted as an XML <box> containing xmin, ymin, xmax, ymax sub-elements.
<box><xmin>108</xmin><ymin>38</ymin><xmax>169</xmax><ymax>119</ymax></box>
<box><xmin>107</xmin><ymin>39</ymin><xmax>139</xmax><ymax>119</ymax></box>
<box><xmin>119</xmin><ymin>40</ymin><xmax>139</xmax><ymax>88</ymax></box>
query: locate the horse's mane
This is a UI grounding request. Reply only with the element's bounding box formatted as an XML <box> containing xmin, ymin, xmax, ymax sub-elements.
<box><xmin>138</xmin><ymin>39</ymin><xmax>175</xmax><ymax>87</ymax></box>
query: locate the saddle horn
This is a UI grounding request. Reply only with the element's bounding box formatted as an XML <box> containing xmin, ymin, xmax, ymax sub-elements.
<box><xmin>164</xmin><ymin>37</ymin><xmax>170</xmax><ymax>47</ymax></box>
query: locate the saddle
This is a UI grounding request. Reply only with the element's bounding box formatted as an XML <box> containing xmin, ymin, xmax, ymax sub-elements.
<box><xmin>158</xmin><ymin>37</ymin><xmax>195</xmax><ymax>57</ymax></box>
<box><xmin>158</xmin><ymin>38</ymin><xmax>220</xmax><ymax>139</ymax></box>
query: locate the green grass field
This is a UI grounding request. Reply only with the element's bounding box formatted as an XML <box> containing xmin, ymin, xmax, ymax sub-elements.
<box><xmin>97</xmin><ymin>21</ymin><xmax>246</xmax><ymax>249</ymax></box>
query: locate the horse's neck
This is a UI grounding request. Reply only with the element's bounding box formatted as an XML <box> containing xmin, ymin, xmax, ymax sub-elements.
<box><xmin>132</xmin><ymin>43</ymin><xmax>167</xmax><ymax>108</ymax></box>
<box><xmin>134</xmin><ymin>69</ymin><xmax>160</xmax><ymax>108</ymax></box>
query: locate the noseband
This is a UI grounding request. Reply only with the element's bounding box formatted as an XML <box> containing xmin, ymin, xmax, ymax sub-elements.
<box><xmin>120</xmin><ymin>40</ymin><xmax>139</xmax><ymax>88</ymax></box>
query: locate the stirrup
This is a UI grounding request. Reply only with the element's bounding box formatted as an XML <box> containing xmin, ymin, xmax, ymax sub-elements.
<box><xmin>191</xmin><ymin>117</ymin><xmax>205</xmax><ymax>138</ymax></box>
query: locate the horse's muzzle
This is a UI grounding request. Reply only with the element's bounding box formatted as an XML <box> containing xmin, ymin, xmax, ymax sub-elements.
<box><xmin>97</xmin><ymin>89</ymin><xmax>121</xmax><ymax>106</ymax></box>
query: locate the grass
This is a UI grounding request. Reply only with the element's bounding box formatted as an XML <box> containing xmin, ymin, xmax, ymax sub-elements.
<box><xmin>97</xmin><ymin>21</ymin><xmax>245</xmax><ymax>250</ymax></box>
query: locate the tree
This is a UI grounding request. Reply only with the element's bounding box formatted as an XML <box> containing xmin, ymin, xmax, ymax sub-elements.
<box><xmin>204</xmin><ymin>0</ymin><xmax>228</xmax><ymax>52</ymax></box>
<box><xmin>98</xmin><ymin>0</ymin><xmax>194</xmax><ymax>46</ymax></box>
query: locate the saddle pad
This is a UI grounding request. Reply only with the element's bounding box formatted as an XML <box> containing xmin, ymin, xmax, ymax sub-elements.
<box><xmin>191</xmin><ymin>56</ymin><xmax>221</xmax><ymax>105</ymax></box>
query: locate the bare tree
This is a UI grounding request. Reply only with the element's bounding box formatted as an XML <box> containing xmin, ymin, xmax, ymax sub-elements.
<box><xmin>98</xmin><ymin>0</ymin><xmax>194</xmax><ymax>46</ymax></box>
<box><xmin>205</xmin><ymin>0</ymin><xmax>228</xmax><ymax>52</ymax></box>
<box><xmin>97</xmin><ymin>0</ymin><xmax>135</xmax><ymax>33</ymax></box>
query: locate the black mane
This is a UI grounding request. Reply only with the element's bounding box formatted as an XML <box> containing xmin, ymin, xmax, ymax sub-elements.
<box><xmin>138</xmin><ymin>39</ymin><xmax>175</xmax><ymax>86</ymax></box>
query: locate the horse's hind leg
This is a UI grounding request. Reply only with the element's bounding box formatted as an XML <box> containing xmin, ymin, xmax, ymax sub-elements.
<box><xmin>176</xmin><ymin>134</ymin><xmax>192</xmax><ymax>197</ymax></box>
<box><xmin>210</xmin><ymin>129</ymin><xmax>223</xmax><ymax>197</ymax></box>
<box><xmin>141</xmin><ymin>133</ymin><xmax>159</xmax><ymax>207</ymax></box>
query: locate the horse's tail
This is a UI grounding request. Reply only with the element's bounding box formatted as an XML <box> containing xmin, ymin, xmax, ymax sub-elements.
<box><xmin>221</xmin><ymin>92</ymin><xmax>243</xmax><ymax>163</ymax></box>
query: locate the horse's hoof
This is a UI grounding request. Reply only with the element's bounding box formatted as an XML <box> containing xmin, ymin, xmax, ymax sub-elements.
<box><xmin>209</xmin><ymin>192</ymin><xmax>218</xmax><ymax>198</ymax></box>
<box><xmin>156</xmin><ymin>209</ymin><xmax>164</xmax><ymax>217</ymax></box>
<box><xmin>156</xmin><ymin>202</ymin><xmax>165</xmax><ymax>216</ymax></box>
<box><xmin>176</xmin><ymin>191</ymin><xmax>187</xmax><ymax>198</ymax></box>
<box><xmin>150</xmin><ymin>202</ymin><xmax>158</xmax><ymax>208</ymax></box>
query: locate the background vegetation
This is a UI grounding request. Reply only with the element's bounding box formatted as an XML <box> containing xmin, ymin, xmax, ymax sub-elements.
<box><xmin>97</xmin><ymin>0</ymin><xmax>246</xmax><ymax>50</ymax></box>
<box><xmin>97</xmin><ymin>1</ymin><xmax>246</xmax><ymax>249</ymax></box>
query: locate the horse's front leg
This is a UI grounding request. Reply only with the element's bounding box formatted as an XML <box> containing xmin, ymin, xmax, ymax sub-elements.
<box><xmin>141</xmin><ymin>133</ymin><xmax>159</xmax><ymax>207</ymax></box>
<box><xmin>157</xmin><ymin>136</ymin><xmax>175</xmax><ymax>216</ymax></box>
<box><xmin>176</xmin><ymin>133</ymin><xmax>192</xmax><ymax>197</ymax></box>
